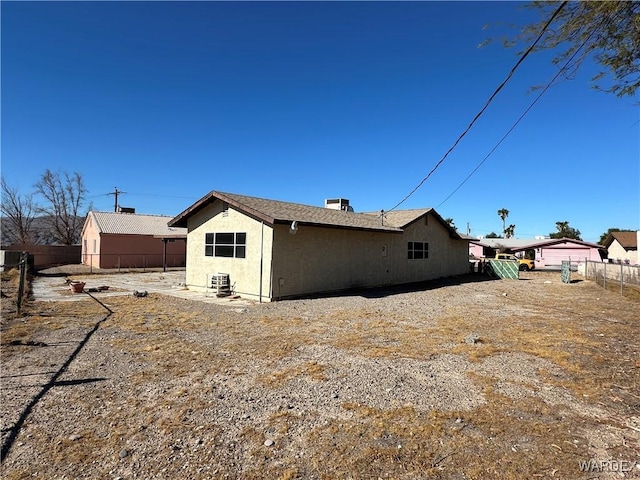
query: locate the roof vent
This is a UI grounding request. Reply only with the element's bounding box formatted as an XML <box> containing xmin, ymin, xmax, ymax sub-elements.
<box><xmin>325</xmin><ymin>198</ymin><xmax>353</xmax><ymax>212</ymax></box>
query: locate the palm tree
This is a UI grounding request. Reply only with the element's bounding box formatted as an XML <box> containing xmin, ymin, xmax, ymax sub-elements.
<box><xmin>497</xmin><ymin>208</ymin><xmax>509</xmax><ymax>233</ymax></box>
<box><xmin>504</xmin><ymin>224</ymin><xmax>515</xmax><ymax>239</ymax></box>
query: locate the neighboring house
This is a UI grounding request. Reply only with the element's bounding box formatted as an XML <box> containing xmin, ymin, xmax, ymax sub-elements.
<box><xmin>469</xmin><ymin>238</ymin><xmax>537</xmax><ymax>260</ymax></box>
<box><xmin>169</xmin><ymin>191</ymin><xmax>470</xmax><ymax>301</ymax></box>
<box><xmin>470</xmin><ymin>237</ymin><xmax>604</xmax><ymax>268</ymax></box>
<box><xmin>81</xmin><ymin>211</ymin><xmax>187</xmax><ymax>269</ymax></box>
<box><xmin>603</xmin><ymin>231</ymin><xmax>639</xmax><ymax>265</ymax></box>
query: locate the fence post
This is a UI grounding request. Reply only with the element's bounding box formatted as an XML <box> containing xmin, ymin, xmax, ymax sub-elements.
<box><xmin>17</xmin><ymin>252</ymin><xmax>28</xmax><ymax>314</ymax></box>
<box><xmin>584</xmin><ymin>258</ymin><xmax>588</xmax><ymax>280</ymax></box>
<box><xmin>620</xmin><ymin>262</ymin><xmax>623</xmax><ymax>295</ymax></box>
<box><xmin>603</xmin><ymin>262</ymin><xmax>606</xmax><ymax>289</ymax></box>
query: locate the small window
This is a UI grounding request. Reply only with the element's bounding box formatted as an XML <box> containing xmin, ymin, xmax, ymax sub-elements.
<box><xmin>408</xmin><ymin>241</ymin><xmax>428</xmax><ymax>260</ymax></box>
<box><xmin>205</xmin><ymin>232</ymin><xmax>246</xmax><ymax>258</ymax></box>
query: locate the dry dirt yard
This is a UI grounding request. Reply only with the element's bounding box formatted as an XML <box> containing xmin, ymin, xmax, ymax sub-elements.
<box><xmin>1</xmin><ymin>269</ymin><xmax>639</xmax><ymax>479</ymax></box>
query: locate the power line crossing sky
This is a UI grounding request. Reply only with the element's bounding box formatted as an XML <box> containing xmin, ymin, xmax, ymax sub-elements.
<box><xmin>2</xmin><ymin>1</ymin><xmax>638</xmax><ymax>241</ymax></box>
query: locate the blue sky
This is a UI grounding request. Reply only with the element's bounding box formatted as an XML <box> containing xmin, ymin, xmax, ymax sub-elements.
<box><xmin>2</xmin><ymin>1</ymin><xmax>638</xmax><ymax>242</ymax></box>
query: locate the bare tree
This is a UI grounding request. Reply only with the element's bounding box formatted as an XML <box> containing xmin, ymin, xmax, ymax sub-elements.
<box><xmin>1</xmin><ymin>177</ymin><xmax>37</xmax><ymax>245</ymax></box>
<box><xmin>34</xmin><ymin>170</ymin><xmax>87</xmax><ymax>245</ymax></box>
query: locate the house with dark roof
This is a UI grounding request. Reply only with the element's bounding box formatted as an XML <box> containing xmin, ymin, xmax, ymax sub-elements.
<box><xmin>169</xmin><ymin>191</ymin><xmax>470</xmax><ymax>301</ymax></box>
<box><xmin>603</xmin><ymin>231</ymin><xmax>639</xmax><ymax>265</ymax></box>
<box><xmin>81</xmin><ymin>211</ymin><xmax>187</xmax><ymax>269</ymax></box>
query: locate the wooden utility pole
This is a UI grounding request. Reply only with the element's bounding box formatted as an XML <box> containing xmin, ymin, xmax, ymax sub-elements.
<box><xmin>107</xmin><ymin>187</ymin><xmax>126</xmax><ymax>212</ymax></box>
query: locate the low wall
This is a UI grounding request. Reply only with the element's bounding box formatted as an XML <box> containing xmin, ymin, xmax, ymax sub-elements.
<box><xmin>1</xmin><ymin>244</ymin><xmax>81</xmax><ymax>270</ymax></box>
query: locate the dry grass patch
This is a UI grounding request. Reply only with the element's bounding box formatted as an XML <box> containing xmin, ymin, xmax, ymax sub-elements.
<box><xmin>262</xmin><ymin>361</ymin><xmax>327</xmax><ymax>387</ymax></box>
<box><xmin>305</xmin><ymin>383</ymin><xmax>587</xmax><ymax>480</ymax></box>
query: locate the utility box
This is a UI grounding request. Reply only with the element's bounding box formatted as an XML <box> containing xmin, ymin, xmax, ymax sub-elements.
<box><xmin>209</xmin><ymin>273</ymin><xmax>231</xmax><ymax>297</ymax></box>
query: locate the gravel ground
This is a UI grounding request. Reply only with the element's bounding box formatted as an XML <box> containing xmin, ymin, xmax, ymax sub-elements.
<box><xmin>1</xmin><ymin>270</ymin><xmax>639</xmax><ymax>479</ymax></box>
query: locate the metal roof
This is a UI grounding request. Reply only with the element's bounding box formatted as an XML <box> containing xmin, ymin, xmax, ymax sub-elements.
<box><xmin>472</xmin><ymin>237</ymin><xmax>604</xmax><ymax>251</ymax></box>
<box><xmin>88</xmin><ymin>211</ymin><xmax>187</xmax><ymax>237</ymax></box>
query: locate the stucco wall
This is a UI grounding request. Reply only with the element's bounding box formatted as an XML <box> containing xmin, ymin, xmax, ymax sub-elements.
<box><xmin>184</xmin><ymin>202</ymin><xmax>274</xmax><ymax>301</ymax></box>
<box><xmin>270</xmin><ymin>212</ymin><xmax>469</xmax><ymax>299</ymax></box>
<box><xmin>271</xmin><ymin>224</ymin><xmax>398</xmax><ymax>299</ymax></box>
<box><xmin>81</xmin><ymin>215</ymin><xmax>102</xmax><ymax>268</ymax></box>
<box><xmin>607</xmin><ymin>240</ymin><xmax>638</xmax><ymax>265</ymax></box>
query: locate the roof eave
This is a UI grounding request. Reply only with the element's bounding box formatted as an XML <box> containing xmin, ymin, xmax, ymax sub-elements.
<box><xmin>169</xmin><ymin>191</ymin><xmax>277</xmax><ymax>228</ymax></box>
<box><xmin>273</xmin><ymin>219</ymin><xmax>402</xmax><ymax>233</ymax></box>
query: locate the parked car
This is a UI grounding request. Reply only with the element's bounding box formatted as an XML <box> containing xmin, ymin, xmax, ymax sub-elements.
<box><xmin>495</xmin><ymin>253</ymin><xmax>535</xmax><ymax>271</ymax></box>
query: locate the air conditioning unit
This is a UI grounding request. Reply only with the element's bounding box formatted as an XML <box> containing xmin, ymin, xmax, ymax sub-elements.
<box><xmin>325</xmin><ymin>198</ymin><xmax>353</xmax><ymax>211</ymax></box>
<box><xmin>209</xmin><ymin>273</ymin><xmax>230</xmax><ymax>297</ymax></box>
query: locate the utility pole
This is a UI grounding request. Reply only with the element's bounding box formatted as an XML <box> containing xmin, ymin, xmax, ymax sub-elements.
<box><xmin>107</xmin><ymin>187</ymin><xmax>126</xmax><ymax>212</ymax></box>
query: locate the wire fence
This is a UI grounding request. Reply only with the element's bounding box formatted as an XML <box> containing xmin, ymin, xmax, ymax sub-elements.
<box><xmin>82</xmin><ymin>253</ymin><xmax>186</xmax><ymax>272</ymax></box>
<box><xmin>579</xmin><ymin>260</ymin><xmax>640</xmax><ymax>297</ymax></box>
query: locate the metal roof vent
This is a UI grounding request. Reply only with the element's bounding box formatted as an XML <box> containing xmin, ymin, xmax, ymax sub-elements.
<box><xmin>325</xmin><ymin>198</ymin><xmax>353</xmax><ymax>212</ymax></box>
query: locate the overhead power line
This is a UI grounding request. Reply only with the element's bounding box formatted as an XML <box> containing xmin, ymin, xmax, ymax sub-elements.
<box><xmin>436</xmin><ymin>7</ymin><xmax>616</xmax><ymax>209</ymax></box>
<box><xmin>386</xmin><ymin>0</ymin><xmax>568</xmax><ymax>213</ymax></box>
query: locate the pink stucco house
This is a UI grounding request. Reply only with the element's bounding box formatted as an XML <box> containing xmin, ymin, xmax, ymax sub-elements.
<box><xmin>81</xmin><ymin>211</ymin><xmax>187</xmax><ymax>270</ymax></box>
<box><xmin>470</xmin><ymin>237</ymin><xmax>604</xmax><ymax>268</ymax></box>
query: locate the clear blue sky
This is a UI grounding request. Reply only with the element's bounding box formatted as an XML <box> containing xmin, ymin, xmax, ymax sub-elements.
<box><xmin>2</xmin><ymin>1</ymin><xmax>638</xmax><ymax>242</ymax></box>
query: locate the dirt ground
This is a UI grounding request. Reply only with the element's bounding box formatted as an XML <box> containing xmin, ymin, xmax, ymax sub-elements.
<box><xmin>1</xmin><ymin>269</ymin><xmax>639</xmax><ymax>479</ymax></box>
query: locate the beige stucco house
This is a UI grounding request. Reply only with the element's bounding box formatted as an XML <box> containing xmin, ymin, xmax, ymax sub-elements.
<box><xmin>603</xmin><ymin>231</ymin><xmax>639</xmax><ymax>265</ymax></box>
<box><xmin>169</xmin><ymin>191</ymin><xmax>470</xmax><ymax>301</ymax></box>
<box><xmin>81</xmin><ymin>211</ymin><xmax>187</xmax><ymax>269</ymax></box>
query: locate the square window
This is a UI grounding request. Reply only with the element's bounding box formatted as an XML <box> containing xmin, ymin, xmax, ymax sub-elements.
<box><xmin>408</xmin><ymin>241</ymin><xmax>429</xmax><ymax>260</ymax></box>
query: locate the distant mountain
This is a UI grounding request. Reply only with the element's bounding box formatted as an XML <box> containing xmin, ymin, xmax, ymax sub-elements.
<box><xmin>1</xmin><ymin>216</ymin><xmax>84</xmax><ymax>246</ymax></box>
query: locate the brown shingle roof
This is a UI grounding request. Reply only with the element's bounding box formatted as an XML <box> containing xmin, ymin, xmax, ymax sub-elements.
<box><xmin>170</xmin><ymin>191</ymin><xmax>402</xmax><ymax>232</ymax></box>
<box><xmin>88</xmin><ymin>211</ymin><xmax>187</xmax><ymax>237</ymax></box>
<box><xmin>170</xmin><ymin>191</ymin><xmax>462</xmax><ymax>238</ymax></box>
<box><xmin>607</xmin><ymin>231</ymin><xmax>638</xmax><ymax>249</ymax></box>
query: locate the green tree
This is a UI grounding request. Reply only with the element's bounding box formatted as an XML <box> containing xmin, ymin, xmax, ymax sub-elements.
<box><xmin>505</xmin><ymin>1</ymin><xmax>640</xmax><ymax>98</ymax></box>
<box><xmin>598</xmin><ymin>227</ymin><xmax>635</xmax><ymax>245</ymax></box>
<box><xmin>485</xmin><ymin>231</ymin><xmax>502</xmax><ymax>238</ymax></box>
<box><xmin>549</xmin><ymin>221</ymin><xmax>582</xmax><ymax>240</ymax></box>
<box><xmin>497</xmin><ymin>208</ymin><xmax>509</xmax><ymax>232</ymax></box>
<box><xmin>444</xmin><ymin>217</ymin><xmax>456</xmax><ymax>230</ymax></box>
<box><xmin>504</xmin><ymin>224</ymin><xmax>516</xmax><ymax>239</ymax></box>
<box><xmin>497</xmin><ymin>208</ymin><xmax>515</xmax><ymax>238</ymax></box>
<box><xmin>34</xmin><ymin>170</ymin><xmax>88</xmax><ymax>245</ymax></box>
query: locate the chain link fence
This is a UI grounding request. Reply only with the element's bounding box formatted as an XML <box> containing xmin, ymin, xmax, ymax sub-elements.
<box><xmin>578</xmin><ymin>260</ymin><xmax>640</xmax><ymax>297</ymax></box>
